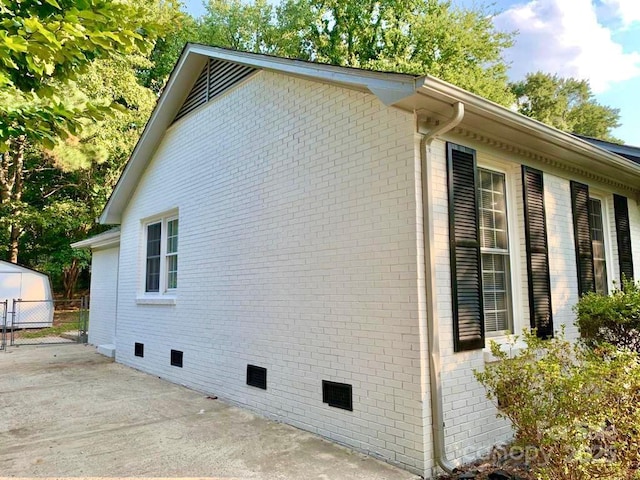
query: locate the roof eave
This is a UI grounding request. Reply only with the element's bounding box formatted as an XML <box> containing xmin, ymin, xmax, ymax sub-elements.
<box><xmin>411</xmin><ymin>76</ymin><xmax>640</xmax><ymax>188</ymax></box>
<box><xmin>71</xmin><ymin>229</ymin><xmax>121</xmax><ymax>250</ymax></box>
<box><xmin>99</xmin><ymin>45</ymin><xmax>209</xmax><ymax>225</ymax></box>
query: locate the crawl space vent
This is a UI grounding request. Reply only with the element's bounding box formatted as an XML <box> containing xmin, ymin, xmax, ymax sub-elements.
<box><xmin>170</xmin><ymin>349</ymin><xmax>183</xmax><ymax>368</ymax></box>
<box><xmin>173</xmin><ymin>58</ymin><xmax>257</xmax><ymax>122</ymax></box>
<box><xmin>246</xmin><ymin>365</ymin><xmax>267</xmax><ymax>390</ymax></box>
<box><xmin>134</xmin><ymin>342</ymin><xmax>144</xmax><ymax>358</ymax></box>
<box><xmin>322</xmin><ymin>381</ymin><xmax>353</xmax><ymax>411</ymax></box>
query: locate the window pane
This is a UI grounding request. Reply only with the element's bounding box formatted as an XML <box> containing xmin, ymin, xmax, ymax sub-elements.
<box><xmin>167</xmin><ymin>254</ymin><xmax>178</xmax><ymax>290</ymax></box>
<box><xmin>589</xmin><ymin>199</ymin><xmax>608</xmax><ymax>294</ymax></box>
<box><xmin>478</xmin><ymin>167</ymin><xmax>511</xmax><ymax>335</ymax></box>
<box><xmin>167</xmin><ymin>219</ymin><xmax>178</xmax><ymax>254</ymax></box>
<box><xmin>482</xmin><ymin>253</ymin><xmax>510</xmax><ymax>333</ymax></box>
<box><xmin>478</xmin><ymin>169</ymin><xmax>508</xmax><ymax>250</ymax></box>
<box><xmin>146</xmin><ymin>223</ymin><xmax>161</xmax><ymax>292</ymax></box>
<box><xmin>147</xmin><ymin>223</ymin><xmax>161</xmax><ymax>256</ymax></box>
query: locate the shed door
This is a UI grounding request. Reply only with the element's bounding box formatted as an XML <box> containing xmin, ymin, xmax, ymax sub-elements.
<box><xmin>0</xmin><ymin>272</ymin><xmax>22</xmax><ymax>302</ymax></box>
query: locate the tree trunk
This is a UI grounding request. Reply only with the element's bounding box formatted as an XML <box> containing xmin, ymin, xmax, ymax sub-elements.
<box><xmin>63</xmin><ymin>258</ymin><xmax>80</xmax><ymax>299</ymax></box>
<box><xmin>1</xmin><ymin>137</ymin><xmax>25</xmax><ymax>263</ymax></box>
<box><xmin>8</xmin><ymin>225</ymin><xmax>19</xmax><ymax>263</ymax></box>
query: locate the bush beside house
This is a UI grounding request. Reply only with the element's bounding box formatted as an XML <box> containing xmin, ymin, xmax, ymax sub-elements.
<box><xmin>474</xmin><ymin>285</ymin><xmax>640</xmax><ymax>480</ymax></box>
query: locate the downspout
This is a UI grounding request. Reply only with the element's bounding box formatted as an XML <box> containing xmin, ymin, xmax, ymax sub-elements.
<box><xmin>417</xmin><ymin>102</ymin><xmax>464</xmax><ymax>475</ymax></box>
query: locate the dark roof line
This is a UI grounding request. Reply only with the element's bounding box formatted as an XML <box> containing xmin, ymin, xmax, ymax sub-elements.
<box><xmin>573</xmin><ymin>134</ymin><xmax>640</xmax><ymax>165</ymax></box>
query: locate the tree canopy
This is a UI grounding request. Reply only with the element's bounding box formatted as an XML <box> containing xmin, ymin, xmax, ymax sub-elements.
<box><xmin>0</xmin><ymin>0</ymin><xmax>627</xmax><ymax>297</ymax></box>
<box><xmin>143</xmin><ymin>0</ymin><xmax>516</xmax><ymax>106</ymax></box>
<box><xmin>0</xmin><ymin>0</ymin><xmax>163</xmax><ymax>274</ymax></box>
<box><xmin>511</xmin><ymin>72</ymin><xmax>622</xmax><ymax>142</ymax></box>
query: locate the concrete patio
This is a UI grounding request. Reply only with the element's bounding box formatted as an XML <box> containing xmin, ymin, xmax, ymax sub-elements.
<box><xmin>0</xmin><ymin>344</ymin><xmax>419</xmax><ymax>479</ymax></box>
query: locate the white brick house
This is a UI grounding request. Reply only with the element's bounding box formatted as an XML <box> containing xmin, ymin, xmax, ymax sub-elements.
<box><xmin>74</xmin><ymin>45</ymin><xmax>640</xmax><ymax>478</ymax></box>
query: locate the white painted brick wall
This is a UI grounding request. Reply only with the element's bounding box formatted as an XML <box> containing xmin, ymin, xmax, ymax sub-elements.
<box><xmin>429</xmin><ymin>135</ymin><xmax>640</xmax><ymax>469</ymax></box>
<box><xmin>428</xmin><ymin>139</ymin><xmax>512</xmax><ymax>466</ymax></box>
<box><xmin>607</xmin><ymin>194</ymin><xmax>621</xmax><ymax>286</ymax></box>
<box><xmin>113</xmin><ymin>71</ymin><xmax>428</xmax><ymax>474</ymax></box>
<box><xmin>100</xmin><ymin>65</ymin><xmax>640</xmax><ymax>476</ymax></box>
<box><xmin>88</xmin><ymin>246</ymin><xmax>119</xmax><ymax>347</ymax></box>
<box><xmin>543</xmin><ymin>174</ymin><xmax>580</xmax><ymax>340</ymax></box>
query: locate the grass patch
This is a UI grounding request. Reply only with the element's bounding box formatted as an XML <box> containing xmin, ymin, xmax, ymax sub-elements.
<box><xmin>19</xmin><ymin>322</ymin><xmax>81</xmax><ymax>339</ymax></box>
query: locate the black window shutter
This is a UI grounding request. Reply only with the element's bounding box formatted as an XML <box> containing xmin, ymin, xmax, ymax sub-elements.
<box><xmin>446</xmin><ymin>143</ymin><xmax>484</xmax><ymax>352</ymax></box>
<box><xmin>614</xmin><ymin>194</ymin><xmax>634</xmax><ymax>282</ymax></box>
<box><xmin>570</xmin><ymin>181</ymin><xmax>595</xmax><ymax>296</ymax></box>
<box><xmin>522</xmin><ymin>166</ymin><xmax>553</xmax><ymax>338</ymax></box>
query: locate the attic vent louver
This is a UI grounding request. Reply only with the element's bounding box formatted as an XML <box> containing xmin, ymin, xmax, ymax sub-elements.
<box><xmin>173</xmin><ymin>58</ymin><xmax>257</xmax><ymax>122</ymax></box>
<box><xmin>246</xmin><ymin>365</ymin><xmax>267</xmax><ymax>390</ymax></box>
<box><xmin>322</xmin><ymin>381</ymin><xmax>353</xmax><ymax>411</ymax></box>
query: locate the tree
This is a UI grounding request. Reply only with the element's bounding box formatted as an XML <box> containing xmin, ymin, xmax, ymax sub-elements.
<box><xmin>276</xmin><ymin>0</ymin><xmax>515</xmax><ymax>104</ymax></box>
<box><xmin>156</xmin><ymin>0</ymin><xmax>516</xmax><ymax>106</ymax></box>
<box><xmin>16</xmin><ymin>54</ymin><xmax>157</xmax><ymax>297</ymax></box>
<box><xmin>141</xmin><ymin>1</ymin><xmax>516</xmax><ymax>104</ymax></box>
<box><xmin>0</xmin><ymin>0</ymin><xmax>159</xmax><ymax>263</ymax></box>
<box><xmin>511</xmin><ymin>72</ymin><xmax>621</xmax><ymax>142</ymax></box>
<box><xmin>138</xmin><ymin>2</ymin><xmax>201</xmax><ymax>93</ymax></box>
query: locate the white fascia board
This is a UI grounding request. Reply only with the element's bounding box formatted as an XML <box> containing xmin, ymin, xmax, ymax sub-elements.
<box><xmin>187</xmin><ymin>45</ymin><xmax>418</xmax><ymax>103</ymax></box>
<box><xmin>415</xmin><ymin>76</ymin><xmax>640</xmax><ymax>181</ymax></box>
<box><xmin>71</xmin><ymin>229</ymin><xmax>121</xmax><ymax>250</ymax></box>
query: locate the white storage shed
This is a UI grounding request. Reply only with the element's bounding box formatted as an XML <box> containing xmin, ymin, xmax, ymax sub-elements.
<box><xmin>0</xmin><ymin>261</ymin><xmax>54</xmax><ymax>328</ymax></box>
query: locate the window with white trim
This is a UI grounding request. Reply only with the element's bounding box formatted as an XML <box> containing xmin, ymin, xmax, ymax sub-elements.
<box><xmin>588</xmin><ymin>198</ymin><xmax>608</xmax><ymax>294</ymax></box>
<box><xmin>478</xmin><ymin>168</ymin><xmax>512</xmax><ymax>334</ymax></box>
<box><xmin>144</xmin><ymin>216</ymin><xmax>178</xmax><ymax>293</ymax></box>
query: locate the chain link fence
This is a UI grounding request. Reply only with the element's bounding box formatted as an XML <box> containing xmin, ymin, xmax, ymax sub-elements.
<box><xmin>1</xmin><ymin>297</ymin><xmax>89</xmax><ymax>348</ymax></box>
<box><xmin>0</xmin><ymin>300</ymin><xmax>6</xmax><ymax>351</ymax></box>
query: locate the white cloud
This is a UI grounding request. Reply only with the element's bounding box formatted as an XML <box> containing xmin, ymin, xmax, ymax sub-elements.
<box><xmin>600</xmin><ymin>0</ymin><xmax>640</xmax><ymax>27</ymax></box>
<box><xmin>494</xmin><ymin>0</ymin><xmax>640</xmax><ymax>92</ymax></box>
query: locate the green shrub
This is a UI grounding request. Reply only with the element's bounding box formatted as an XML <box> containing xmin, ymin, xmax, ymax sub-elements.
<box><xmin>475</xmin><ymin>331</ymin><xmax>640</xmax><ymax>480</ymax></box>
<box><xmin>575</xmin><ymin>279</ymin><xmax>640</xmax><ymax>353</ymax></box>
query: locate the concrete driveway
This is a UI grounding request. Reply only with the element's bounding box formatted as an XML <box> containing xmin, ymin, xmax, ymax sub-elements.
<box><xmin>0</xmin><ymin>345</ymin><xmax>419</xmax><ymax>479</ymax></box>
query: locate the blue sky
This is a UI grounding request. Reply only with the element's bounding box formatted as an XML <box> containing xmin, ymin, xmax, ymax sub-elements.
<box><xmin>182</xmin><ymin>0</ymin><xmax>640</xmax><ymax>146</ymax></box>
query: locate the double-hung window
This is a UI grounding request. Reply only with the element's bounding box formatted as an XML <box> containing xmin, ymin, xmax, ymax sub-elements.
<box><xmin>145</xmin><ymin>216</ymin><xmax>179</xmax><ymax>293</ymax></box>
<box><xmin>478</xmin><ymin>168</ymin><xmax>512</xmax><ymax>334</ymax></box>
<box><xmin>588</xmin><ymin>198</ymin><xmax>608</xmax><ymax>294</ymax></box>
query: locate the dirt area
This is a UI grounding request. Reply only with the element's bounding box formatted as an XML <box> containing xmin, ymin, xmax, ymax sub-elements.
<box><xmin>0</xmin><ymin>344</ymin><xmax>419</xmax><ymax>479</ymax></box>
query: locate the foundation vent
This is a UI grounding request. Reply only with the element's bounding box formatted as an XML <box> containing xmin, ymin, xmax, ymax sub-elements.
<box><xmin>170</xmin><ymin>349</ymin><xmax>183</xmax><ymax>368</ymax></box>
<box><xmin>246</xmin><ymin>365</ymin><xmax>267</xmax><ymax>390</ymax></box>
<box><xmin>322</xmin><ymin>380</ymin><xmax>352</xmax><ymax>411</ymax></box>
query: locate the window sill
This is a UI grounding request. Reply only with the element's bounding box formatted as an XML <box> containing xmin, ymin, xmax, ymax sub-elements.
<box><xmin>483</xmin><ymin>337</ymin><xmax>526</xmax><ymax>363</ymax></box>
<box><xmin>135</xmin><ymin>296</ymin><xmax>177</xmax><ymax>306</ymax></box>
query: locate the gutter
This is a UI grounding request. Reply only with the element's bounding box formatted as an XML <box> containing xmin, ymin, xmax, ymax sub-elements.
<box><xmin>416</xmin><ymin>101</ymin><xmax>464</xmax><ymax>475</ymax></box>
<box><xmin>417</xmin><ymin>76</ymin><xmax>640</xmax><ymax>181</ymax></box>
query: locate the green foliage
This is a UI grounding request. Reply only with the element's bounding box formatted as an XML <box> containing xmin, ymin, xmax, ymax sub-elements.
<box><xmin>575</xmin><ymin>279</ymin><xmax>640</xmax><ymax>353</ymax></box>
<box><xmin>15</xmin><ymin>52</ymin><xmax>156</xmax><ymax>295</ymax></box>
<box><xmin>0</xmin><ymin>0</ymin><xmax>160</xmax><ymax>148</ymax></box>
<box><xmin>140</xmin><ymin>0</ymin><xmax>516</xmax><ymax>106</ymax></box>
<box><xmin>511</xmin><ymin>72</ymin><xmax>622</xmax><ymax>142</ymax></box>
<box><xmin>0</xmin><ymin>0</ymin><xmax>164</xmax><ymax>294</ymax></box>
<box><xmin>475</xmin><ymin>331</ymin><xmax>640</xmax><ymax>480</ymax></box>
<box><xmin>137</xmin><ymin>1</ymin><xmax>201</xmax><ymax>93</ymax></box>
<box><xmin>286</xmin><ymin>0</ymin><xmax>516</xmax><ymax>104</ymax></box>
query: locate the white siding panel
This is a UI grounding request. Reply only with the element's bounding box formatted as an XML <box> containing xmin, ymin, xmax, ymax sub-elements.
<box><xmin>88</xmin><ymin>247</ymin><xmax>119</xmax><ymax>347</ymax></box>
